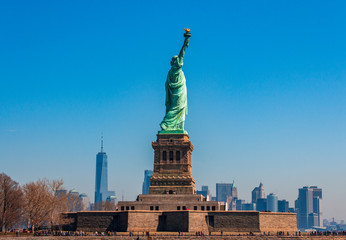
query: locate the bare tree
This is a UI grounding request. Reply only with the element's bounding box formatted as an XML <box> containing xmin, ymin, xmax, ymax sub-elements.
<box><xmin>67</xmin><ymin>192</ymin><xmax>82</xmax><ymax>212</ymax></box>
<box><xmin>0</xmin><ymin>173</ymin><xmax>23</xmax><ymax>231</ymax></box>
<box><xmin>47</xmin><ymin>179</ymin><xmax>67</xmax><ymax>229</ymax></box>
<box><xmin>94</xmin><ymin>201</ymin><xmax>116</xmax><ymax>211</ymax></box>
<box><xmin>1</xmin><ymin>174</ymin><xmax>82</xmax><ymax>231</ymax></box>
<box><xmin>104</xmin><ymin>201</ymin><xmax>116</xmax><ymax>211</ymax></box>
<box><xmin>22</xmin><ymin>179</ymin><xmax>51</xmax><ymax>231</ymax></box>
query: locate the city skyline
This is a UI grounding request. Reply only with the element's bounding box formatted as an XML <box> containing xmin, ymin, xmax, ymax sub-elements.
<box><xmin>1</xmin><ymin>0</ymin><xmax>345</xmax><ymax>220</ymax></box>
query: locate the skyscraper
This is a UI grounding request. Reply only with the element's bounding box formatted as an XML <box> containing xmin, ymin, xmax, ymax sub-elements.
<box><xmin>68</xmin><ymin>189</ymin><xmax>81</xmax><ymax>212</ymax></box>
<box><xmin>256</xmin><ymin>198</ymin><xmax>267</xmax><ymax>212</ymax></box>
<box><xmin>56</xmin><ymin>189</ymin><xmax>67</xmax><ymax>198</ymax></box>
<box><xmin>242</xmin><ymin>203</ymin><xmax>256</xmax><ymax>210</ymax></box>
<box><xmin>251</xmin><ymin>182</ymin><xmax>265</xmax><ymax>203</ymax></box>
<box><xmin>278</xmin><ymin>199</ymin><xmax>289</xmax><ymax>212</ymax></box>
<box><xmin>295</xmin><ymin>186</ymin><xmax>323</xmax><ymax>230</ymax></box>
<box><xmin>236</xmin><ymin>199</ymin><xmax>245</xmax><ymax>210</ymax></box>
<box><xmin>142</xmin><ymin>169</ymin><xmax>153</xmax><ymax>194</ymax></box>
<box><xmin>267</xmin><ymin>193</ymin><xmax>278</xmax><ymax>212</ymax></box>
<box><xmin>197</xmin><ymin>185</ymin><xmax>212</xmax><ymax>201</ymax></box>
<box><xmin>313</xmin><ymin>196</ymin><xmax>322</xmax><ymax>227</ymax></box>
<box><xmin>79</xmin><ymin>193</ymin><xmax>90</xmax><ymax>211</ymax></box>
<box><xmin>311</xmin><ymin>186</ymin><xmax>323</xmax><ymax>226</ymax></box>
<box><xmin>216</xmin><ymin>182</ymin><xmax>237</xmax><ymax>203</ymax></box>
<box><xmin>94</xmin><ymin>137</ymin><xmax>115</xmax><ymax>207</ymax></box>
<box><xmin>227</xmin><ymin>195</ymin><xmax>237</xmax><ymax>210</ymax></box>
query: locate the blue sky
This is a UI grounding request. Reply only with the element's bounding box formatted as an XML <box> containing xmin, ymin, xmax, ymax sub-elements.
<box><xmin>1</xmin><ymin>1</ymin><xmax>345</xmax><ymax>220</ymax></box>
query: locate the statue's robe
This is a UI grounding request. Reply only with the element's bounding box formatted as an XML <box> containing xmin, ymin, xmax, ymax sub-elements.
<box><xmin>160</xmin><ymin>58</ymin><xmax>187</xmax><ymax>130</ymax></box>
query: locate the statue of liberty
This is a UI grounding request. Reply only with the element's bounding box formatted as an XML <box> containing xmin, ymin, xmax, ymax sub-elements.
<box><xmin>160</xmin><ymin>29</ymin><xmax>191</xmax><ymax>133</ymax></box>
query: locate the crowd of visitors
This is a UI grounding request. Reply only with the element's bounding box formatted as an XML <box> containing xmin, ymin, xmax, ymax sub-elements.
<box><xmin>2</xmin><ymin>229</ymin><xmax>346</xmax><ymax>237</ymax></box>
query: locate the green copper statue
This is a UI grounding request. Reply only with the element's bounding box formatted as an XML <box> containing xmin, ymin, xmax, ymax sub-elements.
<box><xmin>159</xmin><ymin>29</ymin><xmax>191</xmax><ymax>134</ymax></box>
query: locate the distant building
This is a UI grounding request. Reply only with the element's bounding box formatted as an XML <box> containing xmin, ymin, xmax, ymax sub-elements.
<box><xmin>197</xmin><ymin>185</ymin><xmax>212</xmax><ymax>201</ymax></box>
<box><xmin>289</xmin><ymin>207</ymin><xmax>295</xmax><ymax>213</ymax></box>
<box><xmin>227</xmin><ymin>196</ymin><xmax>237</xmax><ymax>210</ymax></box>
<box><xmin>296</xmin><ymin>186</ymin><xmax>313</xmax><ymax>229</ymax></box>
<box><xmin>311</xmin><ymin>186</ymin><xmax>322</xmax><ymax>199</ymax></box>
<box><xmin>216</xmin><ymin>181</ymin><xmax>237</xmax><ymax>203</ymax></box>
<box><xmin>267</xmin><ymin>193</ymin><xmax>278</xmax><ymax>212</ymax></box>
<box><xmin>68</xmin><ymin>189</ymin><xmax>80</xmax><ymax>212</ymax></box>
<box><xmin>236</xmin><ymin>199</ymin><xmax>245</xmax><ymax>210</ymax></box>
<box><xmin>308</xmin><ymin>213</ymin><xmax>319</xmax><ymax>227</ymax></box>
<box><xmin>256</xmin><ymin>198</ymin><xmax>267</xmax><ymax>212</ymax></box>
<box><xmin>251</xmin><ymin>183</ymin><xmax>265</xmax><ymax>203</ymax></box>
<box><xmin>295</xmin><ymin>186</ymin><xmax>323</xmax><ymax>230</ymax></box>
<box><xmin>323</xmin><ymin>218</ymin><xmax>346</xmax><ymax>231</ymax></box>
<box><xmin>278</xmin><ymin>200</ymin><xmax>289</xmax><ymax>212</ymax></box>
<box><xmin>94</xmin><ymin>137</ymin><xmax>116</xmax><ymax>208</ymax></box>
<box><xmin>142</xmin><ymin>170</ymin><xmax>153</xmax><ymax>194</ymax></box>
<box><xmin>79</xmin><ymin>193</ymin><xmax>90</xmax><ymax>211</ymax></box>
<box><xmin>242</xmin><ymin>203</ymin><xmax>256</xmax><ymax>211</ymax></box>
<box><xmin>313</xmin><ymin>197</ymin><xmax>322</xmax><ymax>227</ymax></box>
<box><xmin>109</xmin><ymin>190</ymin><xmax>116</xmax><ymax>196</ymax></box>
<box><xmin>311</xmin><ymin>186</ymin><xmax>323</xmax><ymax>227</ymax></box>
<box><xmin>106</xmin><ymin>195</ymin><xmax>118</xmax><ymax>205</ymax></box>
<box><xmin>56</xmin><ymin>189</ymin><xmax>67</xmax><ymax>198</ymax></box>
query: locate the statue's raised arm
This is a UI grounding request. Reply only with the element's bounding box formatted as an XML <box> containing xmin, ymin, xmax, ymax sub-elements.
<box><xmin>178</xmin><ymin>29</ymin><xmax>191</xmax><ymax>62</ymax></box>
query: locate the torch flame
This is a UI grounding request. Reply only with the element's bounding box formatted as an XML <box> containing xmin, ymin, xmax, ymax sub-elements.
<box><xmin>184</xmin><ymin>28</ymin><xmax>190</xmax><ymax>33</ymax></box>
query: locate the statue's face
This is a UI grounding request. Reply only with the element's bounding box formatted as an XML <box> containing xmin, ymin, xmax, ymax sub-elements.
<box><xmin>171</xmin><ymin>56</ymin><xmax>178</xmax><ymax>66</ymax></box>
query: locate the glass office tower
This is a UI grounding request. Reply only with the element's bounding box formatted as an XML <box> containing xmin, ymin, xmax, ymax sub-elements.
<box><xmin>142</xmin><ymin>169</ymin><xmax>153</xmax><ymax>194</ymax></box>
<box><xmin>216</xmin><ymin>182</ymin><xmax>237</xmax><ymax>203</ymax></box>
<box><xmin>267</xmin><ymin>193</ymin><xmax>278</xmax><ymax>212</ymax></box>
<box><xmin>95</xmin><ymin>137</ymin><xmax>113</xmax><ymax>205</ymax></box>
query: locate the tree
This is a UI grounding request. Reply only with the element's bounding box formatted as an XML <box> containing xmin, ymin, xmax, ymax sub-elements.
<box><xmin>22</xmin><ymin>179</ymin><xmax>52</xmax><ymax>230</ymax></box>
<box><xmin>47</xmin><ymin>179</ymin><xmax>67</xmax><ymax>229</ymax></box>
<box><xmin>22</xmin><ymin>178</ymin><xmax>75</xmax><ymax>230</ymax></box>
<box><xmin>67</xmin><ymin>191</ymin><xmax>82</xmax><ymax>212</ymax></box>
<box><xmin>103</xmin><ymin>201</ymin><xmax>116</xmax><ymax>211</ymax></box>
<box><xmin>0</xmin><ymin>173</ymin><xmax>23</xmax><ymax>231</ymax></box>
<box><xmin>94</xmin><ymin>201</ymin><xmax>116</xmax><ymax>211</ymax></box>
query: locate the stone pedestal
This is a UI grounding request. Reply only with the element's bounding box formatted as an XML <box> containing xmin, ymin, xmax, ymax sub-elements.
<box><xmin>63</xmin><ymin>211</ymin><xmax>298</xmax><ymax>233</ymax></box>
<box><xmin>149</xmin><ymin>134</ymin><xmax>196</xmax><ymax>195</ymax></box>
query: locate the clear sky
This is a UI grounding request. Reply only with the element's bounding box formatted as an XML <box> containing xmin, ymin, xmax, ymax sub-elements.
<box><xmin>1</xmin><ymin>0</ymin><xmax>345</xmax><ymax>220</ymax></box>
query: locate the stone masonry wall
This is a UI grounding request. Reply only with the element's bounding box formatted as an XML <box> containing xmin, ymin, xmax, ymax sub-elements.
<box><xmin>61</xmin><ymin>212</ymin><xmax>77</xmax><ymax>231</ymax></box>
<box><xmin>113</xmin><ymin>212</ymin><xmax>128</xmax><ymax>232</ymax></box>
<box><xmin>127</xmin><ymin>211</ymin><xmax>161</xmax><ymax>232</ymax></box>
<box><xmin>188</xmin><ymin>211</ymin><xmax>208</xmax><ymax>232</ymax></box>
<box><xmin>160</xmin><ymin>211</ymin><xmax>189</xmax><ymax>232</ymax></box>
<box><xmin>76</xmin><ymin>211</ymin><xmax>115</xmax><ymax>232</ymax></box>
<box><xmin>62</xmin><ymin>210</ymin><xmax>297</xmax><ymax>233</ymax></box>
<box><xmin>259</xmin><ymin>212</ymin><xmax>297</xmax><ymax>233</ymax></box>
<box><xmin>208</xmin><ymin>211</ymin><xmax>260</xmax><ymax>232</ymax></box>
